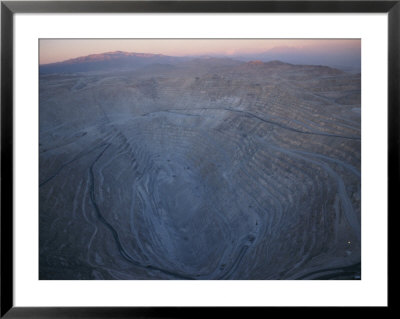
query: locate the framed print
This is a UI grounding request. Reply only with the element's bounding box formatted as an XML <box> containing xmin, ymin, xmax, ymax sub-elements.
<box><xmin>1</xmin><ymin>0</ymin><xmax>396</xmax><ymax>317</ymax></box>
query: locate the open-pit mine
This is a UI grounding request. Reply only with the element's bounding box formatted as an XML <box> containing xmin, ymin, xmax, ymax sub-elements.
<box><xmin>39</xmin><ymin>53</ymin><xmax>361</xmax><ymax>280</ymax></box>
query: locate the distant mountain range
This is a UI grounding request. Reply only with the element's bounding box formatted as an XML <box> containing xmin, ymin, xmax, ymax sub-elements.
<box><xmin>40</xmin><ymin>51</ymin><xmax>188</xmax><ymax>74</ymax></box>
<box><xmin>234</xmin><ymin>46</ymin><xmax>361</xmax><ymax>73</ymax></box>
<box><xmin>40</xmin><ymin>50</ymin><xmax>357</xmax><ymax>74</ymax></box>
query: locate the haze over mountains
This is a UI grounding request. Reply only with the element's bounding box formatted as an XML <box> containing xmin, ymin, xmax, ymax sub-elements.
<box><xmin>40</xmin><ymin>50</ymin><xmax>361</xmax><ymax>74</ymax></box>
<box><xmin>234</xmin><ymin>45</ymin><xmax>361</xmax><ymax>72</ymax></box>
<box><xmin>39</xmin><ymin>50</ymin><xmax>361</xmax><ymax>280</ymax></box>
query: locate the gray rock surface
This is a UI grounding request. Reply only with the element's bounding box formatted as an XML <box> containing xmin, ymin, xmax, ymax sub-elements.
<box><xmin>39</xmin><ymin>58</ymin><xmax>361</xmax><ymax>280</ymax></box>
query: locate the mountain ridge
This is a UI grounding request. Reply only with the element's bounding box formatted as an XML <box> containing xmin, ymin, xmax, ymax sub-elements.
<box><xmin>42</xmin><ymin>50</ymin><xmax>169</xmax><ymax>66</ymax></box>
<box><xmin>39</xmin><ymin>50</ymin><xmax>345</xmax><ymax>75</ymax></box>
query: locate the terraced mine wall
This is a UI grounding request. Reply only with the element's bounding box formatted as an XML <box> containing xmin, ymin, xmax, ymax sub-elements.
<box><xmin>39</xmin><ymin>62</ymin><xmax>361</xmax><ymax>279</ymax></box>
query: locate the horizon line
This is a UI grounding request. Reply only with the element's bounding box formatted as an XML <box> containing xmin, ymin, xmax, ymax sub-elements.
<box><xmin>39</xmin><ymin>39</ymin><xmax>361</xmax><ymax>65</ymax></box>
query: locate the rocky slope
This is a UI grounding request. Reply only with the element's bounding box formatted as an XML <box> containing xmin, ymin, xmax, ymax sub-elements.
<box><xmin>39</xmin><ymin>57</ymin><xmax>361</xmax><ymax>279</ymax></box>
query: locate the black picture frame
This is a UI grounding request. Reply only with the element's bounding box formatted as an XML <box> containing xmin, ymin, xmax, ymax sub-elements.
<box><xmin>1</xmin><ymin>1</ymin><xmax>396</xmax><ymax>317</ymax></box>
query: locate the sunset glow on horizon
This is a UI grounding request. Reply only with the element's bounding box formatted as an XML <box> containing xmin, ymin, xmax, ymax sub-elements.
<box><xmin>40</xmin><ymin>39</ymin><xmax>361</xmax><ymax>66</ymax></box>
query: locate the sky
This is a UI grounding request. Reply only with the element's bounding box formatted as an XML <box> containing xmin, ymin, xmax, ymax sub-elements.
<box><xmin>39</xmin><ymin>39</ymin><xmax>361</xmax><ymax>67</ymax></box>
